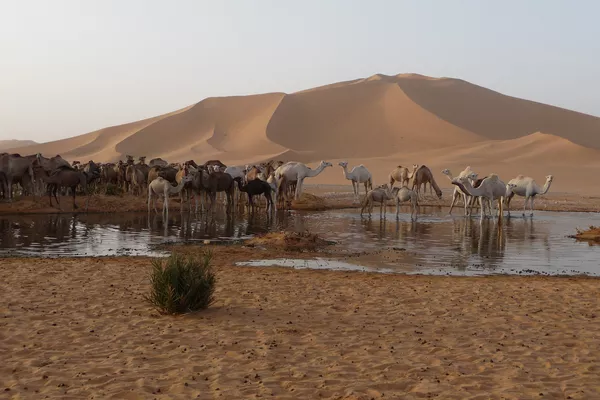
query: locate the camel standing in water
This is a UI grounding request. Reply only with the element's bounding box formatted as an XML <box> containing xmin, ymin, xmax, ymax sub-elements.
<box><xmin>34</xmin><ymin>165</ymin><xmax>95</xmax><ymax>211</ymax></box>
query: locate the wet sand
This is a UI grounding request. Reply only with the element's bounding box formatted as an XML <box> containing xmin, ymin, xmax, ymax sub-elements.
<box><xmin>1</xmin><ymin>185</ymin><xmax>599</xmax><ymax>215</ymax></box>
<box><xmin>2</xmin><ymin>246</ymin><xmax>599</xmax><ymax>399</ymax></box>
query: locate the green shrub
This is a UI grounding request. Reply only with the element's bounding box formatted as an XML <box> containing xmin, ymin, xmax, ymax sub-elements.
<box><xmin>145</xmin><ymin>252</ymin><xmax>216</xmax><ymax>314</ymax></box>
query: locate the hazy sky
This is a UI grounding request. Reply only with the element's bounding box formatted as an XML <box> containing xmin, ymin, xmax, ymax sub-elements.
<box><xmin>1</xmin><ymin>0</ymin><xmax>599</xmax><ymax>142</ymax></box>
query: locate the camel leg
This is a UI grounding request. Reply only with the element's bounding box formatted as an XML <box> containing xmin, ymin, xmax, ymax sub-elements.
<box><xmin>148</xmin><ymin>191</ymin><xmax>152</xmax><ymax>213</ymax></box>
<box><xmin>163</xmin><ymin>193</ymin><xmax>169</xmax><ymax>217</ymax></box>
<box><xmin>448</xmin><ymin>190</ymin><xmax>459</xmax><ymax>215</ymax></box>
<box><xmin>529</xmin><ymin>196</ymin><xmax>535</xmax><ymax>217</ymax></box>
<box><xmin>266</xmin><ymin>192</ymin><xmax>273</xmax><ymax>212</ymax></box>
<box><xmin>468</xmin><ymin>196</ymin><xmax>478</xmax><ymax>216</ymax></box>
<box><xmin>522</xmin><ymin>196</ymin><xmax>529</xmax><ymax>217</ymax></box>
<box><xmin>395</xmin><ymin>198</ymin><xmax>400</xmax><ymax>218</ymax></box>
<box><xmin>46</xmin><ymin>184</ymin><xmax>53</xmax><ymax>207</ymax></box>
<box><xmin>294</xmin><ymin>179</ymin><xmax>303</xmax><ymax>200</ymax></box>
<box><xmin>53</xmin><ymin>186</ymin><xmax>61</xmax><ymax>210</ymax></box>
<box><xmin>478</xmin><ymin>197</ymin><xmax>485</xmax><ymax>219</ymax></box>
<box><xmin>412</xmin><ymin>196</ymin><xmax>418</xmax><ymax>220</ymax></box>
<box><xmin>505</xmin><ymin>193</ymin><xmax>514</xmax><ymax>217</ymax></box>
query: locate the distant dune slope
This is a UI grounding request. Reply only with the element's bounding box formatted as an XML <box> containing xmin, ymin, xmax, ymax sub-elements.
<box><xmin>0</xmin><ymin>140</ymin><xmax>38</xmax><ymax>152</ymax></box>
<box><xmin>394</xmin><ymin>74</ymin><xmax>600</xmax><ymax>149</ymax></box>
<box><xmin>5</xmin><ymin>73</ymin><xmax>600</xmax><ymax>194</ymax></box>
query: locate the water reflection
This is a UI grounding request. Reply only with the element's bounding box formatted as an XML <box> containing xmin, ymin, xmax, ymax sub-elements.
<box><xmin>0</xmin><ymin>208</ymin><xmax>597</xmax><ymax>276</ymax></box>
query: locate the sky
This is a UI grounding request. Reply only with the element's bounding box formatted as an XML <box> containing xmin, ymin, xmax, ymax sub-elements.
<box><xmin>1</xmin><ymin>0</ymin><xmax>599</xmax><ymax>142</ymax></box>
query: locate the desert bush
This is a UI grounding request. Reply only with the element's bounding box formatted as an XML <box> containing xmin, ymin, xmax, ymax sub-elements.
<box><xmin>103</xmin><ymin>183</ymin><xmax>123</xmax><ymax>196</ymax></box>
<box><xmin>145</xmin><ymin>252</ymin><xmax>216</xmax><ymax>314</ymax></box>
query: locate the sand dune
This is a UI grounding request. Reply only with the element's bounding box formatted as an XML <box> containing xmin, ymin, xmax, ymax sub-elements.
<box><xmin>5</xmin><ymin>72</ymin><xmax>600</xmax><ymax>194</ymax></box>
<box><xmin>0</xmin><ymin>139</ymin><xmax>38</xmax><ymax>152</ymax></box>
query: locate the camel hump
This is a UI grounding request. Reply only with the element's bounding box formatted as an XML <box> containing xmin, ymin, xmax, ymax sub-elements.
<box><xmin>396</xmin><ymin>165</ymin><xmax>402</xmax><ymax>168</ymax></box>
<box><xmin>516</xmin><ymin>174</ymin><xmax>525</xmax><ymax>179</ymax></box>
<box><xmin>487</xmin><ymin>173</ymin><xmax>499</xmax><ymax>181</ymax></box>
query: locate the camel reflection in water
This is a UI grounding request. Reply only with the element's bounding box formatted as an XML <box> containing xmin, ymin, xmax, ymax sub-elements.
<box><xmin>0</xmin><ymin>208</ymin><xmax>591</xmax><ymax>275</ymax></box>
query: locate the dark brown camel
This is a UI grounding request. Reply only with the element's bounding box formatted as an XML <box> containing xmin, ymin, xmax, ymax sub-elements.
<box><xmin>35</xmin><ymin>165</ymin><xmax>93</xmax><ymax>211</ymax></box>
<box><xmin>0</xmin><ymin>171</ymin><xmax>8</xmax><ymax>199</ymax></box>
<box><xmin>196</xmin><ymin>169</ymin><xmax>235</xmax><ymax>213</ymax></box>
<box><xmin>154</xmin><ymin>165</ymin><xmax>179</xmax><ymax>183</ymax></box>
<box><xmin>236</xmin><ymin>178</ymin><xmax>273</xmax><ymax>211</ymax></box>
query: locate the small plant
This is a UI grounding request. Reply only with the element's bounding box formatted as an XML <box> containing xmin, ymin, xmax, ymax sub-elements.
<box><xmin>145</xmin><ymin>252</ymin><xmax>216</xmax><ymax>314</ymax></box>
<box><xmin>103</xmin><ymin>183</ymin><xmax>123</xmax><ymax>196</ymax></box>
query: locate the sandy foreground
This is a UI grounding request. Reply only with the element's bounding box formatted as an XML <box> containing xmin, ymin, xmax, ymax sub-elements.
<box><xmin>1</xmin><ymin>246</ymin><xmax>600</xmax><ymax>399</ymax></box>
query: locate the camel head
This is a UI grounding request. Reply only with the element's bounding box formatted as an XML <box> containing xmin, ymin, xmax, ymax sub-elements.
<box><xmin>467</xmin><ymin>172</ymin><xmax>478</xmax><ymax>181</ymax></box>
<box><xmin>546</xmin><ymin>175</ymin><xmax>553</xmax><ymax>183</ymax></box>
<box><xmin>441</xmin><ymin>169</ymin><xmax>450</xmax><ymax>176</ymax></box>
<box><xmin>319</xmin><ymin>161</ymin><xmax>333</xmax><ymax>168</ymax></box>
<box><xmin>338</xmin><ymin>161</ymin><xmax>348</xmax><ymax>168</ymax></box>
<box><xmin>505</xmin><ymin>183</ymin><xmax>518</xmax><ymax>197</ymax></box>
<box><xmin>138</xmin><ymin>156</ymin><xmax>147</xmax><ymax>164</ymax></box>
<box><xmin>412</xmin><ymin>164</ymin><xmax>419</xmax><ymax>171</ymax></box>
<box><xmin>181</xmin><ymin>174</ymin><xmax>194</xmax><ymax>184</ymax></box>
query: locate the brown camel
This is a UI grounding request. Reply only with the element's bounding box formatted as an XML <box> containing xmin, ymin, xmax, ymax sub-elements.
<box><xmin>196</xmin><ymin>169</ymin><xmax>235</xmax><ymax>213</ymax></box>
<box><xmin>389</xmin><ymin>164</ymin><xmax>418</xmax><ymax>188</ymax></box>
<box><xmin>126</xmin><ymin>164</ymin><xmax>147</xmax><ymax>196</ymax></box>
<box><xmin>276</xmin><ymin>174</ymin><xmax>293</xmax><ymax>210</ymax></box>
<box><xmin>34</xmin><ymin>165</ymin><xmax>92</xmax><ymax>211</ymax></box>
<box><xmin>411</xmin><ymin>165</ymin><xmax>442</xmax><ymax>199</ymax></box>
<box><xmin>0</xmin><ymin>153</ymin><xmax>36</xmax><ymax>201</ymax></box>
<box><xmin>101</xmin><ymin>163</ymin><xmax>118</xmax><ymax>185</ymax></box>
<box><xmin>245</xmin><ymin>165</ymin><xmax>263</xmax><ymax>182</ymax></box>
<box><xmin>149</xmin><ymin>157</ymin><xmax>168</xmax><ymax>168</ymax></box>
<box><xmin>203</xmin><ymin>160</ymin><xmax>227</xmax><ymax>172</ymax></box>
<box><xmin>0</xmin><ymin>171</ymin><xmax>8</xmax><ymax>199</ymax></box>
<box><xmin>154</xmin><ymin>165</ymin><xmax>179</xmax><ymax>183</ymax></box>
<box><xmin>136</xmin><ymin>156</ymin><xmax>150</xmax><ymax>181</ymax></box>
<box><xmin>175</xmin><ymin>165</ymin><xmax>196</xmax><ymax>210</ymax></box>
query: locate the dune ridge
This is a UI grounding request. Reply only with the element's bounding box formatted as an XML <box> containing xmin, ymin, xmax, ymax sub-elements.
<box><xmin>5</xmin><ymin>73</ymin><xmax>600</xmax><ymax>194</ymax></box>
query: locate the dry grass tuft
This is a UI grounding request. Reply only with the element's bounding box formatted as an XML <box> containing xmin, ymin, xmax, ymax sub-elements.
<box><xmin>572</xmin><ymin>226</ymin><xmax>600</xmax><ymax>242</ymax></box>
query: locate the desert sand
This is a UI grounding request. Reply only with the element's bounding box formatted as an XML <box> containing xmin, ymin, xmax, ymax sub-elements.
<box><xmin>5</xmin><ymin>73</ymin><xmax>600</xmax><ymax>195</ymax></box>
<box><xmin>1</xmin><ymin>245</ymin><xmax>600</xmax><ymax>399</ymax></box>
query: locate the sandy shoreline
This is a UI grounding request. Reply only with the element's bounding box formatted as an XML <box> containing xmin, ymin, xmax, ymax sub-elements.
<box><xmin>1</xmin><ymin>186</ymin><xmax>599</xmax><ymax>215</ymax></box>
<box><xmin>2</xmin><ymin>246</ymin><xmax>600</xmax><ymax>399</ymax></box>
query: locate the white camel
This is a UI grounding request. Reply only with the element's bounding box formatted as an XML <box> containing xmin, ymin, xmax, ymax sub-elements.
<box><xmin>451</xmin><ymin>174</ymin><xmax>507</xmax><ymax>220</ymax></box>
<box><xmin>391</xmin><ymin>186</ymin><xmax>420</xmax><ymax>220</ymax></box>
<box><xmin>441</xmin><ymin>167</ymin><xmax>478</xmax><ymax>216</ymax></box>
<box><xmin>360</xmin><ymin>184</ymin><xmax>394</xmax><ymax>218</ymax></box>
<box><xmin>338</xmin><ymin>161</ymin><xmax>373</xmax><ymax>203</ymax></box>
<box><xmin>148</xmin><ymin>175</ymin><xmax>193</xmax><ymax>216</ymax></box>
<box><xmin>505</xmin><ymin>175</ymin><xmax>553</xmax><ymax>217</ymax></box>
<box><xmin>275</xmin><ymin>161</ymin><xmax>332</xmax><ymax>200</ymax></box>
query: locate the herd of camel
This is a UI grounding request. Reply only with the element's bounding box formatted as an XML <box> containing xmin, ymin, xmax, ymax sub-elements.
<box><xmin>0</xmin><ymin>152</ymin><xmax>553</xmax><ymax>220</ymax></box>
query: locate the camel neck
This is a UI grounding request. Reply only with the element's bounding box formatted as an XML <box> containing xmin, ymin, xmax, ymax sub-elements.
<box><xmin>540</xmin><ymin>179</ymin><xmax>552</xmax><ymax>195</ymax></box>
<box><xmin>306</xmin><ymin>165</ymin><xmax>325</xmax><ymax>178</ymax></box>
